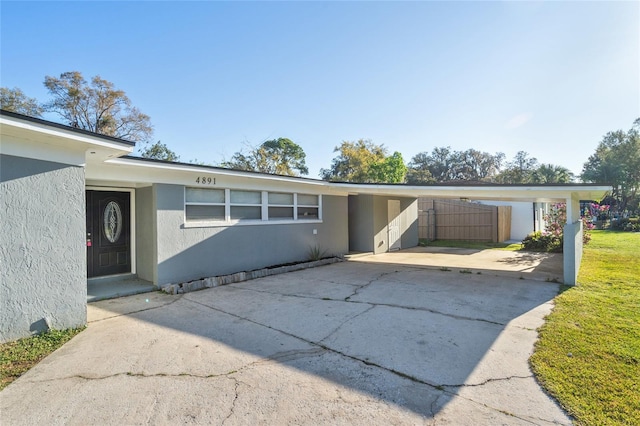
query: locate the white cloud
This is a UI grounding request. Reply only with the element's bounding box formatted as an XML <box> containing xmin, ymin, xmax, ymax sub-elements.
<box><xmin>505</xmin><ymin>113</ymin><xmax>533</xmax><ymax>129</ymax></box>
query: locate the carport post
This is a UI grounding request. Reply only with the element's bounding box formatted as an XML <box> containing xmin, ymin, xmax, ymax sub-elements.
<box><xmin>563</xmin><ymin>195</ymin><xmax>583</xmax><ymax>285</ymax></box>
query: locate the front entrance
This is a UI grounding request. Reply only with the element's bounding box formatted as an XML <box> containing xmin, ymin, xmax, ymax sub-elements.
<box><xmin>86</xmin><ymin>190</ymin><xmax>131</xmax><ymax>278</ymax></box>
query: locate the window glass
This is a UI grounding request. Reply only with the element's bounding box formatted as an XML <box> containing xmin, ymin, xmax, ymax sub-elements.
<box><xmin>186</xmin><ymin>205</ymin><xmax>225</xmax><ymax>221</ymax></box>
<box><xmin>230</xmin><ymin>206</ymin><xmax>261</xmax><ymax>220</ymax></box>
<box><xmin>298</xmin><ymin>207</ymin><xmax>319</xmax><ymax>219</ymax></box>
<box><xmin>186</xmin><ymin>188</ymin><xmax>224</xmax><ymax>203</ymax></box>
<box><xmin>230</xmin><ymin>190</ymin><xmax>261</xmax><ymax>204</ymax></box>
<box><xmin>268</xmin><ymin>192</ymin><xmax>293</xmax><ymax>205</ymax></box>
<box><xmin>268</xmin><ymin>206</ymin><xmax>294</xmax><ymax>220</ymax></box>
<box><xmin>297</xmin><ymin>194</ymin><xmax>318</xmax><ymax>206</ymax></box>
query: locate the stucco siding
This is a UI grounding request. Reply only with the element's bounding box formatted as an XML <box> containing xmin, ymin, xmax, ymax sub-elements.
<box><xmin>154</xmin><ymin>184</ymin><xmax>348</xmax><ymax>285</ymax></box>
<box><xmin>0</xmin><ymin>154</ymin><xmax>86</xmax><ymax>342</ymax></box>
<box><xmin>135</xmin><ymin>186</ymin><xmax>157</xmax><ymax>283</ymax></box>
<box><xmin>348</xmin><ymin>194</ymin><xmax>418</xmax><ymax>255</ymax></box>
<box><xmin>372</xmin><ymin>196</ymin><xmax>418</xmax><ymax>254</ymax></box>
<box><xmin>348</xmin><ymin>195</ymin><xmax>374</xmax><ymax>252</ymax></box>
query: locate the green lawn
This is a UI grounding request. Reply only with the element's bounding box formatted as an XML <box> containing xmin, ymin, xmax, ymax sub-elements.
<box><xmin>0</xmin><ymin>328</ymin><xmax>83</xmax><ymax>391</ymax></box>
<box><xmin>530</xmin><ymin>230</ymin><xmax>640</xmax><ymax>425</ymax></box>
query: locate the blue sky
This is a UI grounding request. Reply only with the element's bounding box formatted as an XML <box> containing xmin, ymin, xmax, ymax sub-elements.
<box><xmin>1</xmin><ymin>1</ymin><xmax>638</xmax><ymax>178</ymax></box>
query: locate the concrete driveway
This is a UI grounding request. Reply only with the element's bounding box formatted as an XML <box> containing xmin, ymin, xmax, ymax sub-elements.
<box><xmin>1</xmin><ymin>256</ymin><xmax>570</xmax><ymax>425</ymax></box>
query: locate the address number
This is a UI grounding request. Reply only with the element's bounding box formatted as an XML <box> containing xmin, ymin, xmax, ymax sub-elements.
<box><xmin>195</xmin><ymin>177</ymin><xmax>216</xmax><ymax>185</ymax></box>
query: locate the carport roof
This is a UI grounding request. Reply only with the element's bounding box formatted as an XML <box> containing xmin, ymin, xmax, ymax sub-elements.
<box><xmin>329</xmin><ymin>182</ymin><xmax>610</xmax><ymax>203</ymax></box>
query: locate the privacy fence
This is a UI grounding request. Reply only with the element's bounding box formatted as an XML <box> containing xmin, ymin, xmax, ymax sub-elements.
<box><xmin>418</xmin><ymin>198</ymin><xmax>512</xmax><ymax>242</ymax></box>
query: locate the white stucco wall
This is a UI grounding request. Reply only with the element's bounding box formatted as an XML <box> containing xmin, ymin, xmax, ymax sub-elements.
<box><xmin>477</xmin><ymin>200</ymin><xmax>534</xmax><ymax>241</ymax></box>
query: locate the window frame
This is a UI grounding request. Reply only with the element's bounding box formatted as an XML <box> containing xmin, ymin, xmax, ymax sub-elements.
<box><xmin>184</xmin><ymin>187</ymin><xmax>322</xmax><ymax>227</ymax></box>
<box><xmin>184</xmin><ymin>188</ymin><xmax>226</xmax><ymax>222</ymax></box>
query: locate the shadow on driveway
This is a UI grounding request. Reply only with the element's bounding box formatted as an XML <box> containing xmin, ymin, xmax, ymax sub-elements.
<box><xmin>0</xmin><ymin>257</ymin><xmax>571</xmax><ymax>425</ymax></box>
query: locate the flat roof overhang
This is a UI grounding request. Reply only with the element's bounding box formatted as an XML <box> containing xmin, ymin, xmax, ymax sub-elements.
<box><xmin>330</xmin><ymin>183</ymin><xmax>610</xmax><ymax>203</ymax></box>
<box><xmin>0</xmin><ymin>110</ymin><xmax>135</xmax><ymax>165</ymax></box>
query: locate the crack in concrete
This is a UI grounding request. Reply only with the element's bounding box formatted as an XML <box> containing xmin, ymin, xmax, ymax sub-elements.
<box><xmin>343</xmin><ymin>269</ymin><xmax>419</xmax><ymax>302</ymax></box>
<box><xmin>27</xmin><ymin>348</ymin><xmax>328</xmax><ymax>387</ymax></box>
<box><xmin>208</xmin><ymin>272</ymin><xmax>527</xmax><ymax>330</ymax></box>
<box><xmin>27</xmin><ymin>370</ymin><xmax>236</xmax><ymax>384</ymax></box>
<box><xmin>222</xmin><ymin>377</ymin><xmax>240</xmax><ymax>425</ymax></box>
<box><xmin>185</xmin><ymin>298</ymin><xmax>444</xmax><ymax>389</ymax></box>
<box><xmin>88</xmin><ymin>295</ymin><xmax>184</xmax><ymax>323</ymax></box>
<box><xmin>432</xmin><ymin>392</ymin><xmax>559</xmax><ymax>426</ymax></box>
<box><xmin>440</xmin><ymin>374</ymin><xmax>534</xmax><ymax>389</ymax></box>
<box><xmin>215</xmin><ymin>284</ymin><xmax>509</xmax><ymax>327</ymax></box>
<box><xmin>435</xmin><ymin>378</ymin><xmax>569</xmax><ymax>426</ymax></box>
<box><xmin>184</xmin><ymin>297</ymin><xmax>560</xmax><ymax>423</ymax></box>
<box><xmin>429</xmin><ymin>393</ymin><xmax>442</xmax><ymax>418</ymax></box>
<box><xmin>318</xmin><ymin>304</ymin><xmax>376</xmax><ymax>343</ymax></box>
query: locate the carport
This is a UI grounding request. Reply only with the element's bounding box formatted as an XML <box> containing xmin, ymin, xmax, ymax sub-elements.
<box><xmin>336</xmin><ymin>183</ymin><xmax>609</xmax><ymax>285</ymax></box>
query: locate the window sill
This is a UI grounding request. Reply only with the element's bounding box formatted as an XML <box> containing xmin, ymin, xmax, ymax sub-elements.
<box><xmin>182</xmin><ymin>219</ymin><xmax>323</xmax><ymax>229</ymax></box>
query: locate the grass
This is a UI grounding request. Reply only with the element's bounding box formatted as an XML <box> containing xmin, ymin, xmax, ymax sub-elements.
<box><xmin>419</xmin><ymin>238</ymin><xmax>522</xmax><ymax>251</ymax></box>
<box><xmin>530</xmin><ymin>230</ymin><xmax>640</xmax><ymax>425</ymax></box>
<box><xmin>0</xmin><ymin>328</ymin><xmax>84</xmax><ymax>390</ymax></box>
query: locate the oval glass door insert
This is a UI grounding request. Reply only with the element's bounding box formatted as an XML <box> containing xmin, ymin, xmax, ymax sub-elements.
<box><xmin>103</xmin><ymin>201</ymin><xmax>123</xmax><ymax>243</ymax></box>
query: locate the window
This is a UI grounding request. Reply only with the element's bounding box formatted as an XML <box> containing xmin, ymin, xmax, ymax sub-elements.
<box><xmin>268</xmin><ymin>192</ymin><xmax>294</xmax><ymax>220</ymax></box>
<box><xmin>185</xmin><ymin>188</ymin><xmax>225</xmax><ymax>221</ymax></box>
<box><xmin>297</xmin><ymin>194</ymin><xmax>319</xmax><ymax>220</ymax></box>
<box><xmin>184</xmin><ymin>188</ymin><xmax>321</xmax><ymax>224</ymax></box>
<box><xmin>230</xmin><ymin>190</ymin><xmax>261</xmax><ymax>221</ymax></box>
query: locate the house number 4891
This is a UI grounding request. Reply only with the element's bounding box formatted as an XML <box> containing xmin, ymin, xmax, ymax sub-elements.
<box><xmin>195</xmin><ymin>177</ymin><xmax>216</xmax><ymax>185</ymax></box>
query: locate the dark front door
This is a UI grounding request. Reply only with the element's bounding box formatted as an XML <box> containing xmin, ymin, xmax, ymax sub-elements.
<box><xmin>86</xmin><ymin>190</ymin><xmax>131</xmax><ymax>278</ymax></box>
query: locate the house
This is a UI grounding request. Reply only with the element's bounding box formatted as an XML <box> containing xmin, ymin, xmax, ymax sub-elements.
<box><xmin>0</xmin><ymin>110</ymin><xmax>609</xmax><ymax>342</ymax></box>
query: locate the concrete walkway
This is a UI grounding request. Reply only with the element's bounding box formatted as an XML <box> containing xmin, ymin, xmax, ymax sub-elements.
<box><xmin>87</xmin><ymin>275</ymin><xmax>156</xmax><ymax>302</ymax></box>
<box><xmin>1</xmin><ymin>256</ymin><xmax>570</xmax><ymax>425</ymax></box>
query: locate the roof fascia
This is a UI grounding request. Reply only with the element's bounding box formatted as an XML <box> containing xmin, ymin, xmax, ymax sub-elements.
<box><xmin>0</xmin><ymin>114</ymin><xmax>134</xmax><ymax>164</ymax></box>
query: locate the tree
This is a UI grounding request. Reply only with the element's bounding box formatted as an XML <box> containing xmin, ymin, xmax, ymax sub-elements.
<box><xmin>532</xmin><ymin>164</ymin><xmax>574</xmax><ymax>184</ymax></box>
<box><xmin>222</xmin><ymin>138</ymin><xmax>308</xmax><ymax>176</ymax></box>
<box><xmin>406</xmin><ymin>153</ymin><xmax>435</xmax><ymax>184</ymax></box>
<box><xmin>582</xmin><ymin>118</ymin><xmax>640</xmax><ymax>213</ymax></box>
<box><xmin>43</xmin><ymin>71</ymin><xmax>153</xmax><ymax>143</ymax></box>
<box><xmin>0</xmin><ymin>87</ymin><xmax>44</xmax><ymax>117</ymax></box>
<box><xmin>140</xmin><ymin>141</ymin><xmax>180</xmax><ymax>162</ymax></box>
<box><xmin>457</xmin><ymin>149</ymin><xmax>505</xmax><ymax>181</ymax></box>
<box><xmin>320</xmin><ymin>139</ymin><xmax>406</xmax><ymax>183</ymax></box>
<box><xmin>407</xmin><ymin>147</ymin><xmax>504</xmax><ymax>183</ymax></box>
<box><xmin>495</xmin><ymin>151</ymin><xmax>539</xmax><ymax>183</ymax></box>
<box><xmin>369</xmin><ymin>151</ymin><xmax>408</xmax><ymax>183</ymax></box>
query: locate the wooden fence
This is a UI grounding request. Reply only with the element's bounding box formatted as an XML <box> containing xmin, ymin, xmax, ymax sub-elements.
<box><xmin>418</xmin><ymin>198</ymin><xmax>512</xmax><ymax>242</ymax></box>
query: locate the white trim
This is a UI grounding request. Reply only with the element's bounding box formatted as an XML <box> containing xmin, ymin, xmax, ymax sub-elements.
<box><xmin>107</xmin><ymin>157</ymin><xmax>329</xmax><ymax>187</ymax></box>
<box><xmin>183</xmin><ymin>219</ymin><xmax>323</xmax><ymax>229</ymax></box>
<box><xmin>261</xmin><ymin>191</ymin><xmax>269</xmax><ymax>221</ymax></box>
<box><xmin>85</xmin><ymin>186</ymin><xmax>136</xmax><ymax>276</ymax></box>
<box><xmin>1</xmin><ymin>114</ymin><xmax>134</xmax><ymax>151</ymax></box>
<box><xmin>1</xmin><ymin>133</ymin><xmax>87</xmax><ymax>166</ymax></box>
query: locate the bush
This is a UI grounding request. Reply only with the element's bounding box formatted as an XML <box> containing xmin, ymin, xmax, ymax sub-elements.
<box><xmin>612</xmin><ymin>217</ymin><xmax>640</xmax><ymax>232</ymax></box>
<box><xmin>522</xmin><ymin>231</ymin><xmax>563</xmax><ymax>253</ymax></box>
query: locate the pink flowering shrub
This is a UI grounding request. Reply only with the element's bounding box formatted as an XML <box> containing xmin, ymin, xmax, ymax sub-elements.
<box><xmin>588</xmin><ymin>202</ymin><xmax>610</xmax><ymax>220</ymax></box>
<box><xmin>522</xmin><ymin>203</ymin><xmax>593</xmax><ymax>251</ymax></box>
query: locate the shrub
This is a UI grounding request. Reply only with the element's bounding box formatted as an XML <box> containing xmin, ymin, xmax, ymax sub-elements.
<box><xmin>522</xmin><ymin>231</ymin><xmax>563</xmax><ymax>253</ymax></box>
<box><xmin>612</xmin><ymin>217</ymin><xmax>640</xmax><ymax>232</ymax></box>
<box><xmin>523</xmin><ymin>203</ymin><xmax>594</xmax><ymax>251</ymax></box>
